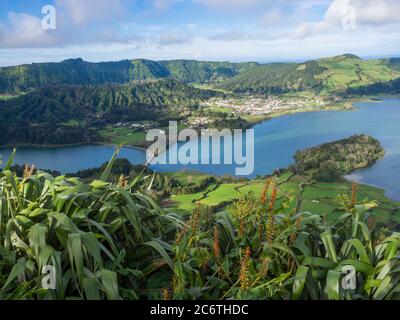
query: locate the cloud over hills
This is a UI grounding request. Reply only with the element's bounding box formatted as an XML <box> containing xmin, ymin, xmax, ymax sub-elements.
<box><xmin>0</xmin><ymin>0</ymin><xmax>399</xmax><ymax>65</ymax></box>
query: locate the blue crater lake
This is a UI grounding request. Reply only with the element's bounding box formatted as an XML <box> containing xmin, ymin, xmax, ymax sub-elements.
<box><xmin>1</xmin><ymin>98</ymin><xmax>400</xmax><ymax>200</ymax></box>
<box><xmin>0</xmin><ymin>144</ymin><xmax>146</xmax><ymax>174</ymax></box>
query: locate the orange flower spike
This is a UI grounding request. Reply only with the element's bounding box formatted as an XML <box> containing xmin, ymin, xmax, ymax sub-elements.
<box><xmin>269</xmin><ymin>186</ymin><xmax>278</xmax><ymax>212</ymax></box>
<box><xmin>260</xmin><ymin>178</ymin><xmax>271</xmax><ymax>204</ymax></box>
<box><xmin>162</xmin><ymin>288</ymin><xmax>171</xmax><ymax>300</ymax></box>
<box><xmin>23</xmin><ymin>164</ymin><xmax>36</xmax><ymax>179</ymax></box>
<box><xmin>239</xmin><ymin>247</ymin><xmax>251</xmax><ymax>289</ymax></box>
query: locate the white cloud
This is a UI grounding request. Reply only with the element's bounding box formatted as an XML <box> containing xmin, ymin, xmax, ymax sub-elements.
<box><xmin>56</xmin><ymin>0</ymin><xmax>124</xmax><ymax>26</ymax></box>
<box><xmin>294</xmin><ymin>0</ymin><xmax>354</xmax><ymax>38</ymax></box>
<box><xmin>0</xmin><ymin>12</ymin><xmax>60</xmax><ymax>48</ymax></box>
<box><xmin>0</xmin><ymin>0</ymin><xmax>130</xmax><ymax>49</ymax></box>
<box><xmin>0</xmin><ymin>0</ymin><xmax>399</xmax><ymax>63</ymax></box>
<box><xmin>195</xmin><ymin>0</ymin><xmax>263</xmax><ymax>10</ymax></box>
<box><xmin>152</xmin><ymin>0</ymin><xmax>183</xmax><ymax>11</ymax></box>
<box><xmin>294</xmin><ymin>0</ymin><xmax>400</xmax><ymax>39</ymax></box>
<box><xmin>209</xmin><ymin>30</ymin><xmax>247</xmax><ymax>42</ymax></box>
<box><xmin>353</xmin><ymin>0</ymin><xmax>400</xmax><ymax>25</ymax></box>
<box><xmin>159</xmin><ymin>31</ymin><xmax>191</xmax><ymax>45</ymax></box>
<box><xmin>259</xmin><ymin>9</ymin><xmax>284</xmax><ymax>28</ymax></box>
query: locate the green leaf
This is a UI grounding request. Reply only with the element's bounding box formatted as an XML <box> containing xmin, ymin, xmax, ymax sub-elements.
<box><xmin>344</xmin><ymin>239</ymin><xmax>370</xmax><ymax>264</ymax></box>
<box><xmin>4</xmin><ymin>148</ymin><xmax>16</xmax><ymax>170</ymax></box>
<box><xmin>325</xmin><ymin>270</ymin><xmax>341</xmax><ymax>300</ymax></box>
<box><xmin>302</xmin><ymin>257</ymin><xmax>337</xmax><ymax>269</ymax></box>
<box><xmin>293</xmin><ymin>266</ymin><xmax>309</xmax><ymax>300</ymax></box>
<box><xmin>83</xmin><ymin>277</ymin><xmax>101</xmax><ymax>300</ymax></box>
<box><xmin>144</xmin><ymin>240</ymin><xmax>174</xmax><ymax>270</ymax></box>
<box><xmin>338</xmin><ymin>259</ymin><xmax>374</xmax><ymax>275</ymax></box>
<box><xmin>321</xmin><ymin>231</ymin><xmax>338</xmax><ymax>263</ymax></box>
<box><xmin>67</xmin><ymin>233</ymin><xmax>84</xmax><ymax>288</ymax></box>
<box><xmin>100</xmin><ymin>147</ymin><xmax>121</xmax><ymax>182</ymax></box>
<box><xmin>100</xmin><ymin>269</ymin><xmax>119</xmax><ymax>300</ymax></box>
<box><xmin>1</xmin><ymin>260</ymin><xmax>26</xmax><ymax>293</ymax></box>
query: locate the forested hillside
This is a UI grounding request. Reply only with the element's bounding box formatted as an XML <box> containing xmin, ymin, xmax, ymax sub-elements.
<box><xmin>293</xmin><ymin>134</ymin><xmax>385</xmax><ymax>182</ymax></box>
<box><xmin>384</xmin><ymin>57</ymin><xmax>400</xmax><ymax>71</ymax></box>
<box><xmin>160</xmin><ymin>60</ymin><xmax>257</xmax><ymax>83</ymax></box>
<box><xmin>2</xmin><ymin>54</ymin><xmax>400</xmax><ymax>96</ymax></box>
<box><xmin>0</xmin><ymin>79</ymin><xmax>218</xmax><ymax>125</ymax></box>
<box><xmin>221</xmin><ymin>54</ymin><xmax>400</xmax><ymax>95</ymax></box>
<box><xmin>0</xmin><ymin>58</ymin><xmax>257</xmax><ymax>93</ymax></box>
<box><xmin>0</xmin><ymin>79</ymin><xmax>220</xmax><ymax>145</ymax></box>
<box><xmin>220</xmin><ymin>61</ymin><xmax>325</xmax><ymax>94</ymax></box>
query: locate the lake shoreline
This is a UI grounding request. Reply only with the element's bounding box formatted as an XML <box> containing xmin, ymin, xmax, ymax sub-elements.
<box><xmin>0</xmin><ymin>141</ymin><xmax>148</xmax><ymax>153</ymax></box>
<box><xmin>1</xmin><ymin>96</ymin><xmax>399</xmax><ymax>202</ymax></box>
<box><xmin>1</xmin><ymin>94</ymin><xmax>390</xmax><ymax>151</ymax></box>
<box><xmin>344</xmin><ymin>175</ymin><xmax>400</xmax><ymax>203</ymax></box>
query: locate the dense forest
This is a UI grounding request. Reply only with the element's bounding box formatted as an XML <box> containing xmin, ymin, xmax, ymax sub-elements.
<box><xmin>0</xmin><ymin>79</ymin><xmax>220</xmax><ymax>145</ymax></box>
<box><xmin>347</xmin><ymin>78</ymin><xmax>400</xmax><ymax>95</ymax></box>
<box><xmin>220</xmin><ymin>61</ymin><xmax>325</xmax><ymax>94</ymax></box>
<box><xmin>293</xmin><ymin>135</ymin><xmax>385</xmax><ymax>182</ymax></box>
<box><xmin>0</xmin><ymin>58</ymin><xmax>257</xmax><ymax>93</ymax></box>
<box><xmin>2</xmin><ymin>55</ymin><xmax>400</xmax><ymax>96</ymax></box>
<box><xmin>0</xmin><ymin>79</ymin><xmax>219</xmax><ymax>125</ymax></box>
<box><xmin>0</xmin><ymin>124</ymin><xmax>98</xmax><ymax>145</ymax></box>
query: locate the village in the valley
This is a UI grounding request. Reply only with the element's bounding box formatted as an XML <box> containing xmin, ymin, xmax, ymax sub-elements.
<box><xmin>201</xmin><ymin>96</ymin><xmax>330</xmax><ymax>117</ymax></box>
<box><xmin>110</xmin><ymin>95</ymin><xmax>345</xmax><ymax>132</ymax></box>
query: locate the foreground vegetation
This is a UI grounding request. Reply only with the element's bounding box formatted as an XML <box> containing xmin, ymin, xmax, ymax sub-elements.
<box><xmin>1</xmin><ymin>149</ymin><xmax>400</xmax><ymax>300</ymax></box>
<box><xmin>0</xmin><ymin>150</ymin><xmax>183</xmax><ymax>299</ymax></box>
<box><xmin>166</xmin><ymin>171</ymin><xmax>400</xmax><ymax>226</ymax></box>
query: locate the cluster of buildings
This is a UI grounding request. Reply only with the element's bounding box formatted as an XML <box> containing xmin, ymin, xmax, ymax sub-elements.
<box><xmin>203</xmin><ymin>96</ymin><xmax>328</xmax><ymax>117</ymax></box>
<box><xmin>114</xmin><ymin>122</ymin><xmax>153</xmax><ymax>130</ymax></box>
<box><xmin>185</xmin><ymin>117</ymin><xmax>211</xmax><ymax>128</ymax></box>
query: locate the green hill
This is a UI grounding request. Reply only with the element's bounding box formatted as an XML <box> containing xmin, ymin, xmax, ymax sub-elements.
<box><xmin>221</xmin><ymin>54</ymin><xmax>400</xmax><ymax>95</ymax></box>
<box><xmin>383</xmin><ymin>57</ymin><xmax>400</xmax><ymax>71</ymax></box>
<box><xmin>220</xmin><ymin>61</ymin><xmax>325</xmax><ymax>94</ymax></box>
<box><xmin>0</xmin><ymin>79</ymin><xmax>220</xmax><ymax>145</ymax></box>
<box><xmin>0</xmin><ymin>58</ymin><xmax>257</xmax><ymax>94</ymax></box>
<box><xmin>3</xmin><ymin>54</ymin><xmax>400</xmax><ymax>95</ymax></box>
<box><xmin>160</xmin><ymin>60</ymin><xmax>257</xmax><ymax>83</ymax></box>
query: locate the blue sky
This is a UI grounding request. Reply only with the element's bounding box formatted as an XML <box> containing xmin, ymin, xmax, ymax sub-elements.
<box><xmin>0</xmin><ymin>0</ymin><xmax>399</xmax><ymax>66</ymax></box>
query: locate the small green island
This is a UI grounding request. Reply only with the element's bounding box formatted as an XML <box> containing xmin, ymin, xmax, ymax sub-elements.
<box><xmin>293</xmin><ymin>135</ymin><xmax>385</xmax><ymax>182</ymax></box>
<box><xmin>155</xmin><ymin>135</ymin><xmax>398</xmax><ymax>227</ymax></box>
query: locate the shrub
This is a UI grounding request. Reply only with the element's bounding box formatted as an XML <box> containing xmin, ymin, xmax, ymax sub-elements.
<box><xmin>0</xmin><ymin>149</ymin><xmax>182</xmax><ymax>300</ymax></box>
